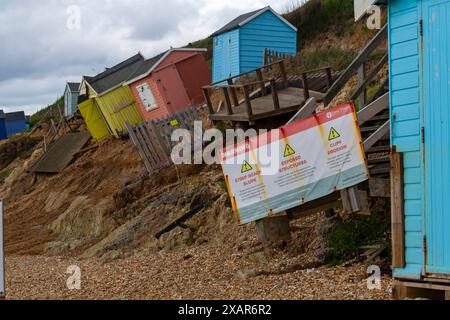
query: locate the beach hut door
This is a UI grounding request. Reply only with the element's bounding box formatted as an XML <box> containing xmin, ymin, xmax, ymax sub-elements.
<box><xmin>422</xmin><ymin>0</ymin><xmax>450</xmax><ymax>275</ymax></box>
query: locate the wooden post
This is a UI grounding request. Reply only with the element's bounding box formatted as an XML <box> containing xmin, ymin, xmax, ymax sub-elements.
<box><xmin>278</xmin><ymin>61</ymin><xmax>289</xmax><ymax>88</ymax></box>
<box><xmin>222</xmin><ymin>87</ymin><xmax>233</xmax><ymax>115</ymax></box>
<box><xmin>358</xmin><ymin>63</ymin><xmax>367</xmax><ymax>109</ymax></box>
<box><xmin>302</xmin><ymin>73</ymin><xmax>310</xmax><ymax>100</ymax></box>
<box><xmin>227</xmin><ymin>78</ymin><xmax>239</xmax><ymax>106</ymax></box>
<box><xmin>391</xmin><ymin>150</ymin><xmax>405</xmax><ymax>268</ymax></box>
<box><xmin>202</xmin><ymin>88</ymin><xmax>214</xmax><ymax>114</ymax></box>
<box><xmin>255</xmin><ymin>214</ymin><xmax>291</xmax><ymax>246</ymax></box>
<box><xmin>270</xmin><ymin>79</ymin><xmax>280</xmax><ymax>110</ymax></box>
<box><xmin>326</xmin><ymin>67</ymin><xmax>333</xmax><ymax>89</ymax></box>
<box><xmin>243</xmin><ymin>85</ymin><xmax>253</xmax><ymax>118</ymax></box>
<box><xmin>263</xmin><ymin>48</ymin><xmax>268</xmax><ymax>65</ymax></box>
<box><xmin>256</xmin><ymin>69</ymin><xmax>267</xmax><ymax>96</ymax></box>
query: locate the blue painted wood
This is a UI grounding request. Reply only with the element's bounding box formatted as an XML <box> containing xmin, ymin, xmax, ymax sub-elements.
<box><xmin>422</xmin><ymin>0</ymin><xmax>450</xmax><ymax>275</ymax></box>
<box><xmin>389</xmin><ymin>0</ymin><xmax>450</xmax><ymax>279</ymax></box>
<box><xmin>5</xmin><ymin>120</ymin><xmax>26</xmax><ymax>137</ymax></box>
<box><xmin>64</xmin><ymin>84</ymin><xmax>80</xmax><ymax>118</ymax></box>
<box><xmin>0</xmin><ymin>117</ymin><xmax>7</xmax><ymax>140</ymax></box>
<box><xmin>212</xmin><ymin>9</ymin><xmax>296</xmax><ymax>82</ymax></box>
<box><xmin>388</xmin><ymin>0</ymin><xmax>424</xmax><ymax>279</ymax></box>
<box><xmin>212</xmin><ymin>29</ymin><xmax>240</xmax><ymax>83</ymax></box>
<box><xmin>239</xmin><ymin>10</ymin><xmax>296</xmax><ymax>72</ymax></box>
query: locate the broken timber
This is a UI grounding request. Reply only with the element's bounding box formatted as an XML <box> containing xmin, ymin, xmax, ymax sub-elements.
<box><xmin>154</xmin><ymin>195</ymin><xmax>221</xmax><ymax>239</ymax></box>
<box><xmin>29</xmin><ymin>131</ymin><xmax>92</xmax><ymax>174</ymax></box>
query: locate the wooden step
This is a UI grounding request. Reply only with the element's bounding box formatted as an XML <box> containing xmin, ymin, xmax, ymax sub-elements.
<box><xmin>367</xmin><ymin>145</ymin><xmax>390</xmax><ymax>153</ymax></box>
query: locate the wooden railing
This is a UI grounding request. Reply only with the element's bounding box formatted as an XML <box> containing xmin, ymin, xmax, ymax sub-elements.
<box><xmin>263</xmin><ymin>49</ymin><xmax>295</xmax><ymax>65</ymax></box>
<box><xmin>203</xmin><ymin>60</ymin><xmax>290</xmax><ymax>116</ymax></box>
<box><xmin>323</xmin><ymin>24</ymin><xmax>388</xmax><ymax>108</ymax></box>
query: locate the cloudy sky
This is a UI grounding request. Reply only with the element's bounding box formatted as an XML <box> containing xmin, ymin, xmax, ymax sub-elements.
<box><xmin>0</xmin><ymin>0</ymin><xmax>302</xmax><ymax>115</ymax></box>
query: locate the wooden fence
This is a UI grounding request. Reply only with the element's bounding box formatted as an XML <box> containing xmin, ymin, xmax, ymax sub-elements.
<box><xmin>263</xmin><ymin>49</ymin><xmax>295</xmax><ymax>65</ymax></box>
<box><xmin>126</xmin><ymin>108</ymin><xmax>200</xmax><ymax>174</ymax></box>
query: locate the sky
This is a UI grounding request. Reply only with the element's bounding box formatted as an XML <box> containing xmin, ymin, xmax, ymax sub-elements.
<box><xmin>0</xmin><ymin>0</ymin><xmax>302</xmax><ymax>115</ymax></box>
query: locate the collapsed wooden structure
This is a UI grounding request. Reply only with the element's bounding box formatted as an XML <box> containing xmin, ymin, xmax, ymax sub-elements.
<box><xmin>203</xmin><ymin>60</ymin><xmax>339</xmax><ymax>127</ymax></box>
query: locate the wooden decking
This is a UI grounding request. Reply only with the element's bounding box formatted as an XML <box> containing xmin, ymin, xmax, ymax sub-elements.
<box><xmin>203</xmin><ymin>60</ymin><xmax>335</xmax><ymax>126</ymax></box>
<box><xmin>210</xmin><ymin>87</ymin><xmax>324</xmax><ymax>122</ymax></box>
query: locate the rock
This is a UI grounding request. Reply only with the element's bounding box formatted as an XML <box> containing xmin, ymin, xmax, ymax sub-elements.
<box><xmin>99</xmin><ymin>250</ymin><xmax>123</xmax><ymax>264</ymax></box>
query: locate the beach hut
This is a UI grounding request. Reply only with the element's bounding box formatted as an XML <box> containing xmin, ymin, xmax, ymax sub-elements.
<box><xmin>78</xmin><ymin>53</ymin><xmax>144</xmax><ymax>141</ymax></box>
<box><xmin>0</xmin><ymin>111</ymin><xmax>7</xmax><ymax>140</ymax></box>
<box><xmin>64</xmin><ymin>82</ymin><xmax>80</xmax><ymax>118</ymax></box>
<box><xmin>125</xmin><ymin>48</ymin><xmax>211</xmax><ymax>121</ymax></box>
<box><xmin>5</xmin><ymin>111</ymin><xmax>26</xmax><ymax>137</ymax></box>
<box><xmin>211</xmin><ymin>6</ymin><xmax>297</xmax><ymax>83</ymax></box>
<box><xmin>355</xmin><ymin>0</ymin><xmax>450</xmax><ymax>297</ymax></box>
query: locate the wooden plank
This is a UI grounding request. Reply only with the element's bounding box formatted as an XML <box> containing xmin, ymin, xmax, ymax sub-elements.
<box><xmin>278</xmin><ymin>61</ymin><xmax>290</xmax><ymax>88</ymax></box>
<box><xmin>222</xmin><ymin>87</ymin><xmax>233</xmax><ymax>115</ymax></box>
<box><xmin>285</xmin><ymin>97</ymin><xmax>317</xmax><ymax>125</ymax></box>
<box><xmin>270</xmin><ymin>79</ymin><xmax>280</xmax><ymax>110</ymax></box>
<box><xmin>302</xmin><ymin>73</ymin><xmax>310</xmax><ymax>100</ymax></box>
<box><xmin>391</xmin><ymin>151</ymin><xmax>405</xmax><ymax>269</ymax></box>
<box><xmin>287</xmin><ymin>193</ymin><xmax>341</xmax><ymax>220</ymax></box>
<box><xmin>243</xmin><ymin>85</ymin><xmax>253</xmax><ymax>118</ymax></box>
<box><xmin>363</xmin><ymin>120</ymin><xmax>390</xmax><ymax>152</ymax></box>
<box><xmin>256</xmin><ymin>70</ymin><xmax>267</xmax><ymax>96</ymax></box>
<box><xmin>323</xmin><ymin>24</ymin><xmax>387</xmax><ymax>106</ymax></box>
<box><xmin>352</xmin><ymin>53</ymin><xmax>388</xmax><ymax>101</ymax></box>
<box><xmin>134</xmin><ymin>125</ymin><xmax>158</xmax><ymax>169</ymax></box>
<box><xmin>357</xmin><ymin>63</ymin><xmax>367</xmax><ymax>109</ymax></box>
<box><xmin>227</xmin><ymin>78</ymin><xmax>239</xmax><ymax>106</ymax></box>
<box><xmin>155</xmin><ymin>195</ymin><xmax>221</xmax><ymax>239</ymax></box>
<box><xmin>125</xmin><ymin>122</ymin><xmax>153</xmax><ymax>173</ymax></box>
<box><xmin>202</xmin><ymin>88</ymin><xmax>214</xmax><ymax>114</ymax></box>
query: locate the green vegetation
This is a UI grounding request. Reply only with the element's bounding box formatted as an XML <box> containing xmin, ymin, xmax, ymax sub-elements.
<box><xmin>285</xmin><ymin>0</ymin><xmax>356</xmax><ymax>46</ymax></box>
<box><xmin>30</xmin><ymin>96</ymin><xmax>64</xmax><ymax>127</ymax></box>
<box><xmin>295</xmin><ymin>47</ymin><xmax>355</xmax><ymax>71</ymax></box>
<box><xmin>0</xmin><ymin>135</ymin><xmax>41</xmax><ymax>171</ymax></box>
<box><xmin>325</xmin><ymin>213</ymin><xmax>391</xmax><ymax>265</ymax></box>
<box><xmin>0</xmin><ymin>168</ymin><xmax>13</xmax><ymax>185</ymax></box>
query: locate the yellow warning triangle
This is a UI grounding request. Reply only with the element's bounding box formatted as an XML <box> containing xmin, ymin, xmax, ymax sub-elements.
<box><xmin>284</xmin><ymin>144</ymin><xmax>296</xmax><ymax>157</ymax></box>
<box><xmin>241</xmin><ymin>161</ymin><xmax>253</xmax><ymax>173</ymax></box>
<box><xmin>328</xmin><ymin>127</ymin><xmax>341</xmax><ymax>141</ymax></box>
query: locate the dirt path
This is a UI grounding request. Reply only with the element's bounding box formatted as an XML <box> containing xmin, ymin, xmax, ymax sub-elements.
<box><xmin>4</xmin><ymin>247</ymin><xmax>392</xmax><ymax>300</ymax></box>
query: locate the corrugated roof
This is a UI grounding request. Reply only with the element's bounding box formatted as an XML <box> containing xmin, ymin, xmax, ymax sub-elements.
<box><xmin>85</xmin><ymin>53</ymin><xmax>145</xmax><ymax>95</ymax></box>
<box><xmin>67</xmin><ymin>82</ymin><xmax>80</xmax><ymax>92</ymax></box>
<box><xmin>5</xmin><ymin>111</ymin><xmax>26</xmax><ymax>122</ymax></box>
<box><xmin>126</xmin><ymin>51</ymin><xmax>169</xmax><ymax>82</ymax></box>
<box><xmin>211</xmin><ymin>7</ymin><xmax>266</xmax><ymax>37</ymax></box>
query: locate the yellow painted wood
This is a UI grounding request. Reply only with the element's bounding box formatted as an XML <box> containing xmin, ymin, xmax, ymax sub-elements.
<box><xmin>95</xmin><ymin>86</ymin><xmax>143</xmax><ymax>138</ymax></box>
<box><xmin>78</xmin><ymin>98</ymin><xmax>111</xmax><ymax>141</ymax></box>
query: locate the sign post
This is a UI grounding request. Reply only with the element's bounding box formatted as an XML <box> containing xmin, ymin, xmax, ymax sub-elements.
<box><xmin>0</xmin><ymin>200</ymin><xmax>4</xmax><ymax>299</ymax></box>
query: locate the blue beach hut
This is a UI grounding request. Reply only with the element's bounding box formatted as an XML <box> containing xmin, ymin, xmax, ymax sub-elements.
<box><xmin>211</xmin><ymin>6</ymin><xmax>297</xmax><ymax>83</ymax></box>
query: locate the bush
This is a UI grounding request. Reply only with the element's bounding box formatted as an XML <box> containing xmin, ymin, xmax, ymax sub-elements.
<box><xmin>325</xmin><ymin>213</ymin><xmax>390</xmax><ymax>265</ymax></box>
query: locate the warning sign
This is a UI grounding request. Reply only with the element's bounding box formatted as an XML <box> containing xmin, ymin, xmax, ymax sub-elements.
<box><xmin>219</xmin><ymin>102</ymin><xmax>368</xmax><ymax>225</ymax></box>
<box><xmin>284</xmin><ymin>144</ymin><xmax>296</xmax><ymax>157</ymax></box>
<box><xmin>241</xmin><ymin>161</ymin><xmax>253</xmax><ymax>173</ymax></box>
<box><xmin>328</xmin><ymin>127</ymin><xmax>341</xmax><ymax>141</ymax></box>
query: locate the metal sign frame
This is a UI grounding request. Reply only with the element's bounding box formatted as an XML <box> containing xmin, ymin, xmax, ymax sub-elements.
<box><xmin>0</xmin><ymin>200</ymin><xmax>4</xmax><ymax>299</ymax></box>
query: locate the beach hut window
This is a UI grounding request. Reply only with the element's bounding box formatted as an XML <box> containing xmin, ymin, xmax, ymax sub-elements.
<box><xmin>137</xmin><ymin>83</ymin><xmax>158</xmax><ymax>111</ymax></box>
